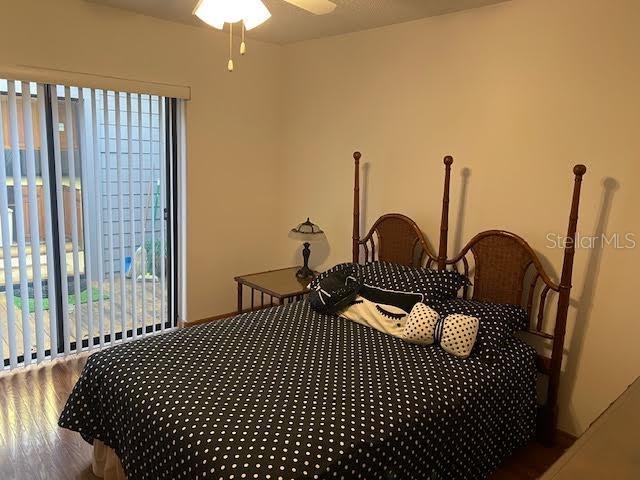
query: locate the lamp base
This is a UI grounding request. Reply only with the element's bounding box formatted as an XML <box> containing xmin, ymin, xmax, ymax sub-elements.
<box><xmin>296</xmin><ymin>265</ymin><xmax>314</xmax><ymax>279</ymax></box>
<box><xmin>296</xmin><ymin>242</ymin><xmax>314</xmax><ymax>279</ymax></box>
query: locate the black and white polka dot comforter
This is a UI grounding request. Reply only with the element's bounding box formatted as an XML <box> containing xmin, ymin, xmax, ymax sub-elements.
<box><xmin>59</xmin><ymin>300</ymin><xmax>537</xmax><ymax>480</ymax></box>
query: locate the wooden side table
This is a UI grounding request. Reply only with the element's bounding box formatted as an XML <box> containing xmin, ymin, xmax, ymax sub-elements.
<box><xmin>234</xmin><ymin>267</ymin><xmax>316</xmax><ymax>313</ymax></box>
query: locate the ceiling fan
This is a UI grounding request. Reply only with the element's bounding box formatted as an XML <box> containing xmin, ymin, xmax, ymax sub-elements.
<box><xmin>278</xmin><ymin>0</ymin><xmax>337</xmax><ymax>15</ymax></box>
<box><xmin>193</xmin><ymin>0</ymin><xmax>337</xmax><ymax>71</ymax></box>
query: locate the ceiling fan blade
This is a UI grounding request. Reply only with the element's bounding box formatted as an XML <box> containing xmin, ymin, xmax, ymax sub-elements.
<box><xmin>281</xmin><ymin>0</ymin><xmax>337</xmax><ymax>15</ymax></box>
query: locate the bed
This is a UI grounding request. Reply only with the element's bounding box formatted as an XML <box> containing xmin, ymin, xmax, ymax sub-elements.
<box><xmin>59</xmin><ymin>152</ymin><xmax>587</xmax><ymax>480</ymax></box>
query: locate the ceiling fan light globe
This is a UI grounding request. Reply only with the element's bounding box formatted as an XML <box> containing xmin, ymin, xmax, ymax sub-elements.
<box><xmin>193</xmin><ymin>0</ymin><xmax>239</xmax><ymax>29</ymax></box>
<box><xmin>193</xmin><ymin>0</ymin><xmax>271</xmax><ymax>30</ymax></box>
<box><xmin>243</xmin><ymin>0</ymin><xmax>272</xmax><ymax>30</ymax></box>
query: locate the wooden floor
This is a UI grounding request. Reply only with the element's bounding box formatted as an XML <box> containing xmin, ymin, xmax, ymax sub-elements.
<box><xmin>0</xmin><ymin>354</ymin><xmax>94</xmax><ymax>480</ymax></box>
<box><xmin>0</xmin><ymin>355</ymin><xmax>572</xmax><ymax>480</ymax></box>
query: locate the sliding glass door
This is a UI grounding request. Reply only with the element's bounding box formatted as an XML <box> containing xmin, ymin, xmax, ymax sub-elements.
<box><xmin>0</xmin><ymin>79</ymin><xmax>178</xmax><ymax>370</ymax></box>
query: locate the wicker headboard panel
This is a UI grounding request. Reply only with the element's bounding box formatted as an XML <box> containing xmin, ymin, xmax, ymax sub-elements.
<box><xmin>358</xmin><ymin>214</ymin><xmax>435</xmax><ymax>267</ymax></box>
<box><xmin>472</xmin><ymin>234</ymin><xmax>532</xmax><ymax>304</ymax></box>
<box><xmin>457</xmin><ymin>231</ymin><xmax>546</xmax><ymax>305</ymax></box>
<box><xmin>447</xmin><ymin>230</ymin><xmax>564</xmax><ymax>328</ymax></box>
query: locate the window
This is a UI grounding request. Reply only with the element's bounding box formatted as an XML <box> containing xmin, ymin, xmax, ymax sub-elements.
<box><xmin>0</xmin><ymin>78</ymin><xmax>181</xmax><ymax>370</ymax></box>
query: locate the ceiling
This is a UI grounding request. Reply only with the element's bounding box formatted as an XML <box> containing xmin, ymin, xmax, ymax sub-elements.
<box><xmin>88</xmin><ymin>0</ymin><xmax>510</xmax><ymax>45</ymax></box>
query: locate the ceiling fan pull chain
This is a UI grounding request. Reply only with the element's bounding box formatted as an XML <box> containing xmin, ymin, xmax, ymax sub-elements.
<box><xmin>228</xmin><ymin>23</ymin><xmax>234</xmax><ymax>72</ymax></box>
<box><xmin>240</xmin><ymin>21</ymin><xmax>247</xmax><ymax>55</ymax></box>
<box><xmin>193</xmin><ymin>0</ymin><xmax>338</xmax><ymax>71</ymax></box>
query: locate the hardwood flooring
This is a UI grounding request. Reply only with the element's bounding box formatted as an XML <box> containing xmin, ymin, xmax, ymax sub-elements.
<box><xmin>0</xmin><ymin>354</ymin><xmax>94</xmax><ymax>480</ymax></box>
<box><xmin>0</xmin><ymin>355</ymin><xmax>572</xmax><ymax>480</ymax></box>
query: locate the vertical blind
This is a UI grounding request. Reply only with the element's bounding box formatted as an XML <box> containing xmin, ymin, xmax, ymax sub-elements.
<box><xmin>1</xmin><ymin>79</ymin><xmax>177</xmax><ymax>370</ymax></box>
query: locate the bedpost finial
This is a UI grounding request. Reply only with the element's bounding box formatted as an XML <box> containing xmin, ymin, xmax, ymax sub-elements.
<box><xmin>354</xmin><ymin>151</ymin><xmax>361</xmax><ymax>162</ymax></box>
<box><xmin>444</xmin><ymin>155</ymin><xmax>453</xmax><ymax>166</ymax></box>
<box><xmin>573</xmin><ymin>164</ymin><xmax>587</xmax><ymax>177</ymax></box>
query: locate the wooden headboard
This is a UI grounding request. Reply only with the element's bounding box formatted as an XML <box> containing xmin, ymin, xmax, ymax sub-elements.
<box><xmin>441</xmin><ymin>164</ymin><xmax>586</xmax><ymax>445</ymax></box>
<box><xmin>350</xmin><ymin>151</ymin><xmax>587</xmax><ymax>445</ymax></box>
<box><xmin>351</xmin><ymin>151</ymin><xmax>451</xmax><ymax>268</ymax></box>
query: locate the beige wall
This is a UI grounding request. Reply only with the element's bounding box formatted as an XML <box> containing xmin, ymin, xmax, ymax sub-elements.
<box><xmin>0</xmin><ymin>0</ymin><xmax>287</xmax><ymax>321</ymax></box>
<box><xmin>2</xmin><ymin>0</ymin><xmax>639</xmax><ymax>440</ymax></box>
<box><xmin>280</xmin><ymin>0</ymin><xmax>640</xmax><ymax>436</ymax></box>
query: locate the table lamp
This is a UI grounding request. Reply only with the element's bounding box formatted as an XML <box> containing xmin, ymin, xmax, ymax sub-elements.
<box><xmin>290</xmin><ymin>218</ymin><xmax>323</xmax><ymax>278</ymax></box>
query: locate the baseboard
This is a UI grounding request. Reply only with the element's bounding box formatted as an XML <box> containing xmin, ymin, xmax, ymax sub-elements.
<box><xmin>555</xmin><ymin>429</ymin><xmax>577</xmax><ymax>449</ymax></box>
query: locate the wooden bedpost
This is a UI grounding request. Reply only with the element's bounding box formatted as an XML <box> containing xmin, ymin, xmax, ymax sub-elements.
<box><xmin>352</xmin><ymin>151</ymin><xmax>361</xmax><ymax>264</ymax></box>
<box><xmin>437</xmin><ymin>156</ymin><xmax>454</xmax><ymax>270</ymax></box>
<box><xmin>541</xmin><ymin>164</ymin><xmax>587</xmax><ymax>445</ymax></box>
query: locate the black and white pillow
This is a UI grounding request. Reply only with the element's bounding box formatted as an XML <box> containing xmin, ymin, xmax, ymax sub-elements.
<box><xmin>433</xmin><ymin>298</ymin><xmax>528</xmax><ymax>354</ymax></box>
<box><xmin>310</xmin><ymin>261</ymin><xmax>468</xmax><ymax>303</ymax></box>
<box><xmin>309</xmin><ymin>263</ymin><xmax>359</xmax><ymax>290</ymax></box>
<box><xmin>438</xmin><ymin>314</ymin><xmax>480</xmax><ymax>359</ymax></box>
<box><xmin>363</xmin><ymin>262</ymin><xmax>469</xmax><ymax>299</ymax></box>
<box><xmin>403</xmin><ymin>303</ymin><xmax>479</xmax><ymax>358</ymax></box>
<box><xmin>402</xmin><ymin>303</ymin><xmax>440</xmax><ymax>345</ymax></box>
<box><xmin>308</xmin><ymin>266</ymin><xmax>362</xmax><ymax>314</ymax></box>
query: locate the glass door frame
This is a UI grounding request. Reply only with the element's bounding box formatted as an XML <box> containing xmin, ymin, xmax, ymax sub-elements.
<box><xmin>3</xmin><ymin>84</ymin><xmax>179</xmax><ymax>366</ymax></box>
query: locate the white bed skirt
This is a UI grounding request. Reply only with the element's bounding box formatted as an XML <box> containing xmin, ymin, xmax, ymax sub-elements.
<box><xmin>92</xmin><ymin>440</ymin><xmax>128</xmax><ymax>480</ymax></box>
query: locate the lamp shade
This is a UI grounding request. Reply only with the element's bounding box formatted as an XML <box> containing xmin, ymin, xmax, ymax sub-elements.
<box><xmin>291</xmin><ymin>218</ymin><xmax>324</xmax><ymax>241</ymax></box>
<box><xmin>193</xmin><ymin>0</ymin><xmax>271</xmax><ymax>30</ymax></box>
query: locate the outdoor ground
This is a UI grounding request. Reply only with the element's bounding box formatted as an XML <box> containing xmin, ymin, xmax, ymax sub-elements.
<box><xmin>1</xmin><ymin>276</ymin><xmax>166</xmax><ymax>361</ymax></box>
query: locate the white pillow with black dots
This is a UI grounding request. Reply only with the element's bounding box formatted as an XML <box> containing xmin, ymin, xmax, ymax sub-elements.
<box><xmin>403</xmin><ymin>303</ymin><xmax>479</xmax><ymax>358</ymax></box>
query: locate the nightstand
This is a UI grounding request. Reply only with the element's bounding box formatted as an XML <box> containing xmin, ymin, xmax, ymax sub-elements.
<box><xmin>234</xmin><ymin>267</ymin><xmax>317</xmax><ymax>313</ymax></box>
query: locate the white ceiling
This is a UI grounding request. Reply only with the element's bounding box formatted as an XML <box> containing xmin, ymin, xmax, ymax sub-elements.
<box><xmin>87</xmin><ymin>0</ymin><xmax>510</xmax><ymax>45</ymax></box>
